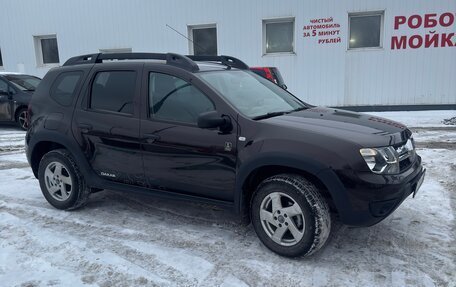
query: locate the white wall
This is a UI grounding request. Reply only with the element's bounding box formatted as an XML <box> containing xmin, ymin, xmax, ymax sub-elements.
<box><xmin>0</xmin><ymin>0</ymin><xmax>455</xmax><ymax>106</ymax></box>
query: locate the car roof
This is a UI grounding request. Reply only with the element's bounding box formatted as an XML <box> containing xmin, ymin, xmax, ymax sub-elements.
<box><xmin>0</xmin><ymin>71</ymin><xmax>25</xmax><ymax>75</ymax></box>
<box><xmin>89</xmin><ymin>60</ymin><xmax>236</xmax><ymax>72</ymax></box>
<box><xmin>196</xmin><ymin>62</ymin><xmax>241</xmax><ymax>72</ymax></box>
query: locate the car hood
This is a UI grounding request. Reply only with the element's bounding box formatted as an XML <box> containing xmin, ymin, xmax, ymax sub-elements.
<box><xmin>263</xmin><ymin>107</ymin><xmax>412</xmax><ymax>146</ymax></box>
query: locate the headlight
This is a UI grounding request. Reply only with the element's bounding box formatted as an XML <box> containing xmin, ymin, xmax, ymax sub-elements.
<box><xmin>360</xmin><ymin>146</ymin><xmax>399</xmax><ymax>174</ymax></box>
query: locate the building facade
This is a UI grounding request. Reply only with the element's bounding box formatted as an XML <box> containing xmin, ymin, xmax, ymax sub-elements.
<box><xmin>0</xmin><ymin>0</ymin><xmax>455</xmax><ymax>107</ymax></box>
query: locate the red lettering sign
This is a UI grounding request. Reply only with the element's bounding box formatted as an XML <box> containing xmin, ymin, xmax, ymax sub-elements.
<box><xmin>391</xmin><ymin>12</ymin><xmax>455</xmax><ymax>49</ymax></box>
<box><xmin>303</xmin><ymin>17</ymin><xmax>341</xmax><ymax>45</ymax></box>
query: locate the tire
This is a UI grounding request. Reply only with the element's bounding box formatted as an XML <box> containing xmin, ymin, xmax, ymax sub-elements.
<box><xmin>251</xmin><ymin>174</ymin><xmax>331</xmax><ymax>257</ymax></box>
<box><xmin>38</xmin><ymin>149</ymin><xmax>90</xmax><ymax>210</ymax></box>
<box><xmin>15</xmin><ymin>107</ymin><xmax>28</xmax><ymax>130</ymax></box>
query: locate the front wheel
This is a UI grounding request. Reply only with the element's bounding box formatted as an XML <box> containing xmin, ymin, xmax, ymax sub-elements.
<box><xmin>251</xmin><ymin>174</ymin><xmax>331</xmax><ymax>257</ymax></box>
<box><xmin>38</xmin><ymin>149</ymin><xmax>90</xmax><ymax>210</ymax></box>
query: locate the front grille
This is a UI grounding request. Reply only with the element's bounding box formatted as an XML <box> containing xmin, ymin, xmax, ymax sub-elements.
<box><xmin>395</xmin><ymin>138</ymin><xmax>416</xmax><ymax>172</ymax></box>
<box><xmin>399</xmin><ymin>157</ymin><xmax>412</xmax><ymax>170</ymax></box>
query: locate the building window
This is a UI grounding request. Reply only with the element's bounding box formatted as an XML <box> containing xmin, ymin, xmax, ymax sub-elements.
<box><xmin>349</xmin><ymin>12</ymin><xmax>383</xmax><ymax>49</ymax></box>
<box><xmin>188</xmin><ymin>24</ymin><xmax>217</xmax><ymax>56</ymax></box>
<box><xmin>263</xmin><ymin>18</ymin><xmax>295</xmax><ymax>54</ymax></box>
<box><xmin>99</xmin><ymin>48</ymin><xmax>132</xmax><ymax>54</ymax></box>
<box><xmin>0</xmin><ymin>48</ymin><xmax>3</xmax><ymax>67</ymax></box>
<box><xmin>34</xmin><ymin>35</ymin><xmax>60</xmax><ymax>65</ymax></box>
<box><xmin>90</xmin><ymin>71</ymin><xmax>136</xmax><ymax>114</ymax></box>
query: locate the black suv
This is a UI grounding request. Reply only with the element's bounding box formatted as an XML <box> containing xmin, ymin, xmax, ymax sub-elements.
<box><xmin>26</xmin><ymin>53</ymin><xmax>426</xmax><ymax>257</ymax></box>
<box><xmin>0</xmin><ymin>72</ymin><xmax>41</xmax><ymax>130</ymax></box>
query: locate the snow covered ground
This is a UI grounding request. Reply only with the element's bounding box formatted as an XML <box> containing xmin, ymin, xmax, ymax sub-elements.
<box><xmin>0</xmin><ymin>110</ymin><xmax>455</xmax><ymax>287</ymax></box>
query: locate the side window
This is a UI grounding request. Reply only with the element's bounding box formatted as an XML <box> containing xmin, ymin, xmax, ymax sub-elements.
<box><xmin>50</xmin><ymin>71</ymin><xmax>83</xmax><ymax>106</ymax></box>
<box><xmin>0</xmin><ymin>79</ymin><xmax>8</xmax><ymax>95</ymax></box>
<box><xmin>149</xmin><ymin>72</ymin><xmax>215</xmax><ymax>124</ymax></box>
<box><xmin>90</xmin><ymin>71</ymin><xmax>136</xmax><ymax>114</ymax></box>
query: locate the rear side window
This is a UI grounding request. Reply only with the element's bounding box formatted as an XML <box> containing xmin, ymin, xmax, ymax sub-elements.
<box><xmin>90</xmin><ymin>71</ymin><xmax>136</xmax><ymax>114</ymax></box>
<box><xmin>50</xmin><ymin>71</ymin><xmax>83</xmax><ymax>106</ymax></box>
<box><xmin>0</xmin><ymin>79</ymin><xmax>8</xmax><ymax>94</ymax></box>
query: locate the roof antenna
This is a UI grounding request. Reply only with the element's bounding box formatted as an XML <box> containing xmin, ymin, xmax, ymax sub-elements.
<box><xmin>166</xmin><ymin>24</ymin><xmax>207</xmax><ymax>54</ymax></box>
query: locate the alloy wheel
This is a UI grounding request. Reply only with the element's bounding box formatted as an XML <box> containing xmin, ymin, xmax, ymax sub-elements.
<box><xmin>18</xmin><ymin>110</ymin><xmax>28</xmax><ymax>130</ymax></box>
<box><xmin>44</xmin><ymin>161</ymin><xmax>73</xmax><ymax>201</ymax></box>
<box><xmin>259</xmin><ymin>192</ymin><xmax>305</xmax><ymax>246</ymax></box>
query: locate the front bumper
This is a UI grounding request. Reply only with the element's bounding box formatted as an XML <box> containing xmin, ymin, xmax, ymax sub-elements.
<box><xmin>325</xmin><ymin>155</ymin><xmax>425</xmax><ymax>227</ymax></box>
<box><xmin>369</xmin><ymin>167</ymin><xmax>425</xmax><ymax>217</ymax></box>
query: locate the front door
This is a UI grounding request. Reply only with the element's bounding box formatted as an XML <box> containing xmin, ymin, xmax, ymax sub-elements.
<box><xmin>0</xmin><ymin>79</ymin><xmax>12</xmax><ymax>121</ymax></box>
<box><xmin>72</xmin><ymin>67</ymin><xmax>144</xmax><ymax>185</ymax></box>
<box><xmin>140</xmin><ymin>71</ymin><xmax>237</xmax><ymax>201</ymax></box>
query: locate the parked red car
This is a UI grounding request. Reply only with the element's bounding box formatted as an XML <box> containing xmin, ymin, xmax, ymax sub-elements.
<box><xmin>250</xmin><ymin>67</ymin><xmax>287</xmax><ymax>89</ymax></box>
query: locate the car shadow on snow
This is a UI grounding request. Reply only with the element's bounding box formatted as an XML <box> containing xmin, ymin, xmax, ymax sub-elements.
<box><xmin>86</xmin><ymin>189</ymin><xmax>241</xmax><ymax>227</ymax></box>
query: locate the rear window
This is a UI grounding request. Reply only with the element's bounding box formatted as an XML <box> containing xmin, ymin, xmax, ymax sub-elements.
<box><xmin>50</xmin><ymin>71</ymin><xmax>82</xmax><ymax>106</ymax></box>
<box><xmin>90</xmin><ymin>71</ymin><xmax>136</xmax><ymax>114</ymax></box>
<box><xmin>6</xmin><ymin>75</ymin><xmax>41</xmax><ymax>91</ymax></box>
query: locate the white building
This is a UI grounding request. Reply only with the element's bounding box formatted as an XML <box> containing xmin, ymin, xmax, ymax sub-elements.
<box><xmin>0</xmin><ymin>0</ymin><xmax>455</xmax><ymax>109</ymax></box>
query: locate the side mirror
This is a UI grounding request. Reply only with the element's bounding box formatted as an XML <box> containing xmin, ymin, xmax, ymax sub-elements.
<box><xmin>197</xmin><ymin>111</ymin><xmax>231</xmax><ymax>131</ymax></box>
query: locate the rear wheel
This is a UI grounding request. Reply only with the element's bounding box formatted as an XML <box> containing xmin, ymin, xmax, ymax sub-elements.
<box><xmin>16</xmin><ymin>108</ymin><xmax>28</xmax><ymax>130</ymax></box>
<box><xmin>38</xmin><ymin>149</ymin><xmax>90</xmax><ymax>210</ymax></box>
<box><xmin>251</xmin><ymin>174</ymin><xmax>331</xmax><ymax>257</ymax></box>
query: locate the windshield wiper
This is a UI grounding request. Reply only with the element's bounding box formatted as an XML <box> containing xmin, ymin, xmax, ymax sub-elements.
<box><xmin>252</xmin><ymin>110</ymin><xmax>293</xmax><ymax>120</ymax></box>
<box><xmin>252</xmin><ymin>105</ymin><xmax>310</xmax><ymax>121</ymax></box>
<box><xmin>292</xmin><ymin>106</ymin><xmax>309</xmax><ymax>112</ymax></box>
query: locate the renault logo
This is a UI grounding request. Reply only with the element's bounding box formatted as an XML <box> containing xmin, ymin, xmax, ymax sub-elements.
<box><xmin>224</xmin><ymin>142</ymin><xmax>233</xmax><ymax>151</ymax></box>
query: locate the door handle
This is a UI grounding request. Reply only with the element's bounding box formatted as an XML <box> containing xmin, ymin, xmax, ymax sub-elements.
<box><xmin>144</xmin><ymin>133</ymin><xmax>160</xmax><ymax>143</ymax></box>
<box><xmin>78</xmin><ymin>123</ymin><xmax>93</xmax><ymax>133</ymax></box>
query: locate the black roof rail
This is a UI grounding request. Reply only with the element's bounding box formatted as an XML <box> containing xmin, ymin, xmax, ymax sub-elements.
<box><xmin>63</xmin><ymin>52</ymin><xmax>200</xmax><ymax>72</ymax></box>
<box><xmin>187</xmin><ymin>55</ymin><xmax>249</xmax><ymax>70</ymax></box>
<box><xmin>63</xmin><ymin>53</ymin><xmax>101</xmax><ymax>66</ymax></box>
<box><xmin>166</xmin><ymin>53</ymin><xmax>199</xmax><ymax>72</ymax></box>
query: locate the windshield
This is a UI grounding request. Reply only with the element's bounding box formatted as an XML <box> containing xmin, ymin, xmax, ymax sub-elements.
<box><xmin>199</xmin><ymin>70</ymin><xmax>306</xmax><ymax>119</ymax></box>
<box><xmin>5</xmin><ymin>75</ymin><xmax>41</xmax><ymax>91</ymax></box>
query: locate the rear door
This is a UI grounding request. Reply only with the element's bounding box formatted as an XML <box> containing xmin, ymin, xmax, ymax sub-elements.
<box><xmin>72</xmin><ymin>64</ymin><xmax>144</xmax><ymax>185</ymax></box>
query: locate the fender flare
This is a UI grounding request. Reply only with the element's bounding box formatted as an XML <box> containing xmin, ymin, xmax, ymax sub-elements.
<box><xmin>235</xmin><ymin>152</ymin><xmax>353</xmax><ymax>222</ymax></box>
<box><xmin>27</xmin><ymin>130</ymin><xmax>98</xmax><ymax>185</ymax></box>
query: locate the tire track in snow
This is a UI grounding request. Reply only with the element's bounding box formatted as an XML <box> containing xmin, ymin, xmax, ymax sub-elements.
<box><xmin>1</xmin><ymin>204</ymin><xmax>198</xmax><ymax>286</ymax></box>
